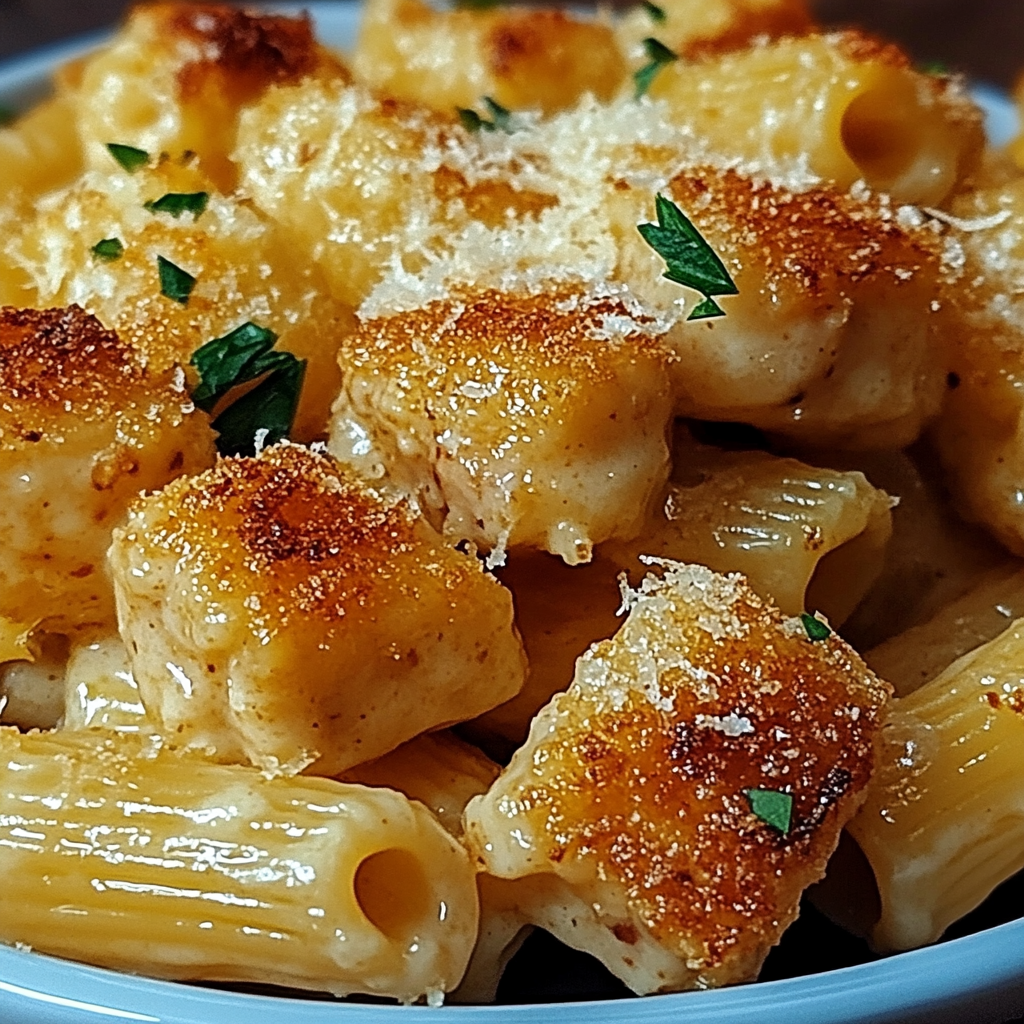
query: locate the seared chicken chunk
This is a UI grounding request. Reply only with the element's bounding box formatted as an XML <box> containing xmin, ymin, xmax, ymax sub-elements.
<box><xmin>465</xmin><ymin>561</ymin><xmax>890</xmax><ymax>993</ymax></box>
<box><xmin>108</xmin><ymin>443</ymin><xmax>527</xmax><ymax>776</ymax></box>
<box><xmin>328</xmin><ymin>288</ymin><xmax>674</xmax><ymax>565</ymax></box>
<box><xmin>0</xmin><ymin>305</ymin><xmax>215</xmax><ymax>630</ymax></box>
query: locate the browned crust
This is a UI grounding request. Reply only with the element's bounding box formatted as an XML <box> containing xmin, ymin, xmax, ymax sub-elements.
<box><xmin>669</xmin><ymin>168</ymin><xmax>939</xmax><ymax>297</ymax></box>
<box><xmin>680</xmin><ymin>0</ymin><xmax>814</xmax><ymax>62</ymax></box>
<box><xmin>130</xmin><ymin>444</ymin><xmax>451</xmax><ymax>618</ymax></box>
<box><xmin>831</xmin><ymin>28</ymin><xmax>912</xmax><ymax>69</ymax></box>
<box><xmin>513</xmin><ymin>571</ymin><xmax>890</xmax><ymax>978</ymax></box>
<box><xmin>0</xmin><ymin>305</ymin><xmax>147</xmax><ymax>426</ymax></box>
<box><xmin>345</xmin><ymin>289</ymin><xmax>670</xmax><ymax>383</ymax></box>
<box><xmin>134</xmin><ymin>4</ymin><xmax>343</xmax><ymax>100</ymax></box>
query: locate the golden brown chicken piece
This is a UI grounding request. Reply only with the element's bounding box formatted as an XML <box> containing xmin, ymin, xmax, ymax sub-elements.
<box><xmin>108</xmin><ymin>442</ymin><xmax>527</xmax><ymax>776</ymax></box>
<box><xmin>465</xmin><ymin>561</ymin><xmax>891</xmax><ymax>993</ymax></box>
<box><xmin>328</xmin><ymin>288</ymin><xmax>675</xmax><ymax>565</ymax></box>
<box><xmin>0</xmin><ymin>305</ymin><xmax>215</xmax><ymax>632</ymax></box>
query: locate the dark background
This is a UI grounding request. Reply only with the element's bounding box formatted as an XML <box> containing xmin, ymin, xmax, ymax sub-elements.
<box><xmin>0</xmin><ymin>1</ymin><xmax>1021</xmax><ymax>1022</ymax></box>
<box><xmin>1</xmin><ymin>0</ymin><xmax>1024</xmax><ymax>88</ymax></box>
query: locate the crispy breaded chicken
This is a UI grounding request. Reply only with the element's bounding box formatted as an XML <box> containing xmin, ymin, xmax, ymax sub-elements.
<box><xmin>0</xmin><ymin>305</ymin><xmax>215</xmax><ymax>631</ymax></box>
<box><xmin>327</xmin><ymin>287</ymin><xmax>675</xmax><ymax>565</ymax></box>
<box><xmin>465</xmin><ymin>561</ymin><xmax>891</xmax><ymax>993</ymax></box>
<box><xmin>108</xmin><ymin>442</ymin><xmax>527</xmax><ymax>776</ymax></box>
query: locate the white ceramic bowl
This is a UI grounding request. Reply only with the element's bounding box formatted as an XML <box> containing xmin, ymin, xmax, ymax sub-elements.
<box><xmin>0</xmin><ymin>5</ymin><xmax>1022</xmax><ymax>1022</ymax></box>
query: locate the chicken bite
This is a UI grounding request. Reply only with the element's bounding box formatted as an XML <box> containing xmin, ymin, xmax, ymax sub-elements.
<box><xmin>465</xmin><ymin>561</ymin><xmax>891</xmax><ymax>993</ymax></box>
<box><xmin>0</xmin><ymin>305</ymin><xmax>215</xmax><ymax>631</ymax></box>
<box><xmin>328</xmin><ymin>288</ymin><xmax>674</xmax><ymax>565</ymax></box>
<box><xmin>108</xmin><ymin>442</ymin><xmax>527</xmax><ymax>776</ymax></box>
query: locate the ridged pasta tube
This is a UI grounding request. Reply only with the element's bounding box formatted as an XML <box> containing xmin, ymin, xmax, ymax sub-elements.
<box><xmin>0</xmin><ymin>728</ymin><xmax>479</xmax><ymax>1002</ymax></box>
<box><xmin>833</xmin><ymin>621</ymin><xmax>1024</xmax><ymax>951</ymax></box>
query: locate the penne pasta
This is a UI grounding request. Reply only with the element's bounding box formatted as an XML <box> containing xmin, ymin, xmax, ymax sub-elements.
<box><xmin>0</xmin><ymin>727</ymin><xmax>479</xmax><ymax>1002</ymax></box>
<box><xmin>62</xmin><ymin>632</ymin><xmax>152</xmax><ymax>734</ymax></box>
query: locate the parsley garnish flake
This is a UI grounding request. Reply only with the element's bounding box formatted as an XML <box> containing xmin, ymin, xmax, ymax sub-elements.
<box><xmin>91</xmin><ymin>238</ymin><xmax>125</xmax><ymax>262</ymax></box>
<box><xmin>637</xmin><ymin>194</ymin><xmax>738</xmax><ymax>319</ymax></box>
<box><xmin>634</xmin><ymin>37</ymin><xmax>677</xmax><ymax>98</ymax></box>
<box><xmin>457</xmin><ymin>96</ymin><xmax>517</xmax><ymax>134</ymax></box>
<box><xmin>800</xmin><ymin>612</ymin><xmax>831</xmax><ymax>642</ymax></box>
<box><xmin>157</xmin><ymin>255</ymin><xmax>197</xmax><ymax>305</ymax></box>
<box><xmin>107</xmin><ymin>143</ymin><xmax>150</xmax><ymax>173</ymax></box>
<box><xmin>641</xmin><ymin>1</ymin><xmax>666</xmax><ymax>22</ymax></box>
<box><xmin>744</xmin><ymin>788</ymin><xmax>793</xmax><ymax>834</ymax></box>
<box><xmin>145</xmin><ymin>192</ymin><xmax>209</xmax><ymax>219</ymax></box>
<box><xmin>190</xmin><ymin>322</ymin><xmax>307</xmax><ymax>457</ymax></box>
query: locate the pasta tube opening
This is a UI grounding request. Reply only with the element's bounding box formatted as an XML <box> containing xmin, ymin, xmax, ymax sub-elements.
<box><xmin>354</xmin><ymin>848</ymin><xmax>433</xmax><ymax>944</ymax></box>
<box><xmin>839</xmin><ymin>73</ymin><xmax>960</xmax><ymax>206</ymax></box>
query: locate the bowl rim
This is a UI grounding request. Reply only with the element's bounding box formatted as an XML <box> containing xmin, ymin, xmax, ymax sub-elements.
<box><xmin>0</xmin><ymin>4</ymin><xmax>1021</xmax><ymax>1022</ymax></box>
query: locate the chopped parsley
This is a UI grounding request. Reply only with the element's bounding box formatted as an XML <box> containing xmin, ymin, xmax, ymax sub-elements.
<box><xmin>744</xmin><ymin>788</ymin><xmax>793</xmax><ymax>835</ymax></box>
<box><xmin>157</xmin><ymin>255</ymin><xmax>196</xmax><ymax>305</ymax></box>
<box><xmin>633</xmin><ymin>37</ymin><xmax>677</xmax><ymax>98</ymax></box>
<box><xmin>640</xmin><ymin>1</ymin><xmax>666</xmax><ymax>22</ymax></box>
<box><xmin>457</xmin><ymin>96</ymin><xmax>517</xmax><ymax>134</ymax></box>
<box><xmin>0</xmin><ymin>105</ymin><xmax>15</xmax><ymax>127</ymax></box>
<box><xmin>91</xmin><ymin>238</ymin><xmax>124</xmax><ymax>262</ymax></box>
<box><xmin>190</xmin><ymin>322</ymin><xmax>307</xmax><ymax>457</ymax></box>
<box><xmin>145</xmin><ymin>192</ymin><xmax>209</xmax><ymax>219</ymax></box>
<box><xmin>107</xmin><ymin>143</ymin><xmax>149</xmax><ymax>173</ymax></box>
<box><xmin>919</xmin><ymin>60</ymin><xmax>950</xmax><ymax>77</ymax></box>
<box><xmin>637</xmin><ymin>194</ymin><xmax>738</xmax><ymax>320</ymax></box>
<box><xmin>800</xmin><ymin>612</ymin><xmax>831</xmax><ymax>642</ymax></box>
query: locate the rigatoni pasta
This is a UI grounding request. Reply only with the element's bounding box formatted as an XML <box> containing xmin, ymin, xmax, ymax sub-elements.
<box><xmin>824</xmin><ymin>620</ymin><xmax>1024</xmax><ymax>951</ymax></box>
<box><xmin>0</xmin><ymin>727</ymin><xmax>479</xmax><ymax>1002</ymax></box>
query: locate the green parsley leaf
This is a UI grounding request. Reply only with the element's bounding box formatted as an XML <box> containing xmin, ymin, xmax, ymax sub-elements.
<box><xmin>641</xmin><ymin>0</ymin><xmax>666</xmax><ymax>22</ymax></box>
<box><xmin>190</xmin><ymin>321</ymin><xmax>307</xmax><ymax>457</ymax></box>
<box><xmin>209</xmin><ymin>356</ymin><xmax>307</xmax><ymax>457</ymax></box>
<box><xmin>800</xmin><ymin>612</ymin><xmax>831</xmax><ymax>642</ymax></box>
<box><xmin>633</xmin><ymin>37</ymin><xmax>677</xmax><ymax>98</ymax></box>
<box><xmin>190</xmin><ymin>322</ymin><xmax>280</xmax><ymax>413</ymax></box>
<box><xmin>483</xmin><ymin>96</ymin><xmax>515</xmax><ymax>132</ymax></box>
<box><xmin>457</xmin><ymin>97</ymin><xmax>517</xmax><ymax>134</ymax></box>
<box><xmin>107</xmin><ymin>143</ymin><xmax>150</xmax><ymax>173</ymax></box>
<box><xmin>744</xmin><ymin>788</ymin><xmax>793</xmax><ymax>834</ymax></box>
<box><xmin>637</xmin><ymin>193</ymin><xmax>738</xmax><ymax>319</ymax></box>
<box><xmin>145</xmin><ymin>192</ymin><xmax>209</xmax><ymax>219</ymax></box>
<box><xmin>91</xmin><ymin>238</ymin><xmax>125</xmax><ymax>262</ymax></box>
<box><xmin>157</xmin><ymin>255</ymin><xmax>197</xmax><ymax>305</ymax></box>
<box><xmin>457</xmin><ymin>107</ymin><xmax>490</xmax><ymax>133</ymax></box>
<box><xmin>0</xmin><ymin>105</ymin><xmax>15</xmax><ymax>127</ymax></box>
<box><xmin>919</xmin><ymin>60</ymin><xmax>950</xmax><ymax>77</ymax></box>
